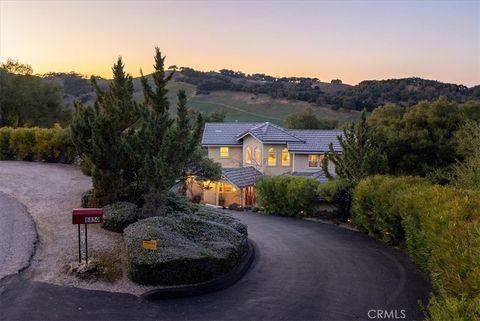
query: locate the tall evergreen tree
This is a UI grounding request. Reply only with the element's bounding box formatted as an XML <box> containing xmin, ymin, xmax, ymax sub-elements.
<box><xmin>71</xmin><ymin>57</ymin><xmax>138</xmax><ymax>205</ymax></box>
<box><xmin>131</xmin><ymin>48</ymin><xmax>203</xmax><ymax>214</ymax></box>
<box><xmin>322</xmin><ymin>110</ymin><xmax>388</xmax><ymax>184</ymax></box>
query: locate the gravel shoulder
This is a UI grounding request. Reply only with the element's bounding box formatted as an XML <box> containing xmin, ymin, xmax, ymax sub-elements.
<box><xmin>0</xmin><ymin>161</ymin><xmax>155</xmax><ymax>295</ymax></box>
<box><xmin>0</xmin><ymin>192</ymin><xmax>37</xmax><ymax>280</ymax></box>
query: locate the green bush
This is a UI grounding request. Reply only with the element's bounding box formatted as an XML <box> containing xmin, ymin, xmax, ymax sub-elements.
<box><xmin>352</xmin><ymin>175</ymin><xmax>480</xmax><ymax>320</ymax></box>
<box><xmin>81</xmin><ymin>189</ymin><xmax>95</xmax><ymax>208</ymax></box>
<box><xmin>0</xmin><ymin>127</ymin><xmax>14</xmax><ymax>160</ymax></box>
<box><xmin>256</xmin><ymin>176</ymin><xmax>320</xmax><ymax>216</ymax></box>
<box><xmin>102</xmin><ymin>201</ymin><xmax>138</xmax><ymax>233</ymax></box>
<box><xmin>10</xmin><ymin>127</ymin><xmax>36</xmax><ymax>160</ymax></box>
<box><xmin>317</xmin><ymin>178</ymin><xmax>353</xmax><ymax>220</ymax></box>
<box><xmin>124</xmin><ymin>208</ymin><xmax>248</xmax><ymax>285</ymax></box>
<box><xmin>0</xmin><ymin>125</ymin><xmax>76</xmax><ymax>163</ymax></box>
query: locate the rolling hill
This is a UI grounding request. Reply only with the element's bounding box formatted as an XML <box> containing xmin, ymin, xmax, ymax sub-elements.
<box><xmin>48</xmin><ymin>72</ymin><xmax>360</xmax><ymax>124</ymax></box>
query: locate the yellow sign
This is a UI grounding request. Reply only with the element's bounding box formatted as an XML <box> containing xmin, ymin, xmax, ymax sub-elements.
<box><xmin>142</xmin><ymin>239</ymin><xmax>157</xmax><ymax>251</ymax></box>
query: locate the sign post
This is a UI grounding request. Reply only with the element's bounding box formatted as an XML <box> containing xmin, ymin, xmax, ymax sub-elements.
<box><xmin>72</xmin><ymin>208</ymin><xmax>103</xmax><ymax>264</ymax></box>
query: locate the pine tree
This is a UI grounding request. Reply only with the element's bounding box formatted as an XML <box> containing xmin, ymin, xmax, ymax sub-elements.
<box><xmin>70</xmin><ymin>57</ymin><xmax>138</xmax><ymax>205</ymax></box>
<box><xmin>132</xmin><ymin>48</ymin><xmax>202</xmax><ymax>214</ymax></box>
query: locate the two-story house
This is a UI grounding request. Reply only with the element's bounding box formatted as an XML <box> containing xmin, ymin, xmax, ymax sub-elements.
<box><xmin>187</xmin><ymin>121</ymin><xmax>342</xmax><ymax>207</ymax></box>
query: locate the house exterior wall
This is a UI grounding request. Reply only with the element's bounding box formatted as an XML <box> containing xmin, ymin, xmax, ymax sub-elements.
<box><xmin>242</xmin><ymin>135</ymin><xmax>264</xmax><ymax>170</ymax></box>
<box><xmin>263</xmin><ymin>143</ymin><xmax>292</xmax><ymax>175</ymax></box>
<box><xmin>207</xmin><ymin>146</ymin><xmax>242</xmax><ymax>168</ymax></box>
<box><xmin>292</xmin><ymin>153</ymin><xmax>336</xmax><ymax>174</ymax></box>
<box><xmin>202</xmin><ymin>181</ymin><xmax>241</xmax><ymax>206</ymax></box>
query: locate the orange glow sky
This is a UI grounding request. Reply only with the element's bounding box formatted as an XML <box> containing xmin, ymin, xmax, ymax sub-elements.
<box><xmin>1</xmin><ymin>1</ymin><xmax>479</xmax><ymax>86</ymax></box>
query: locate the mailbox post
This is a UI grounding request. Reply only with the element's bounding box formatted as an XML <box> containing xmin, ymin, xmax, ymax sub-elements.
<box><xmin>72</xmin><ymin>208</ymin><xmax>103</xmax><ymax>263</ymax></box>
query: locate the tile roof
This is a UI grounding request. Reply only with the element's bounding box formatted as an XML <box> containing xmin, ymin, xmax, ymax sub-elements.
<box><xmin>222</xmin><ymin>166</ymin><xmax>263</xmax><ymax>188</ymax></box>
<box><xmin>286</xmin><ymin>130</ymin><xmax>343</xmax><ymax>153</ymax></box>
<box><xmin>290</xmin><ymin>170</ymin><xmax>329</xmax><ymax>183</ymax></box>
<box><xmin>202</xmin><ymin>122</ymin><xmax>261</xmax><ymax>146</ymax></box>
<box><xmin>202</xmin><ymin>122</ymin><xmax>343</xmax><ymax>153</ymax></box>
<box><xmin>236</xmin><ymin>122</ymin><xmax>303</xmax><ymax>143</ymax></box>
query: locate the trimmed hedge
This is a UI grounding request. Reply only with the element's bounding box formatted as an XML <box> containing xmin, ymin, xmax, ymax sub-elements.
<box><xmin>256</xmin><ymin>176</ymin><xmax>320</xmax><ymax>216</ymax></box>
<box><xmin>0</xmin><ymin>125</ymin><xmax>76</xmax><ymax>163</ymax></box>
<box><xmin>352</xmin><ymin>175</ymin><xmax>480</xmax><ymax>320</ymax></box>
<box><xmin>102</xmin><ymin>202</ymin><xmax>138</xmax><ymax>233</ymax></box>
<box><xmin>124</xmin><ymin>207</ymin><xmax>247</xmax><ymax>285</ymax></box>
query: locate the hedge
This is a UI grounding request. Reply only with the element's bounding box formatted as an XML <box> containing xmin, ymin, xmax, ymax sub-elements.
<box><xmin>124</xmin><ymin>208</ymin><xmax>247</xmax><ymax>285</ymax></box>
<box><xmin>256</xmin><ymin>176</ymin><xmax>320</xmax><ymax>216</ymax></box>
<box><xmin>102</xmin><ymin>201</ymin><xmax>138</xmax><ymax>233</ymax></box>
<box><xmin>0</xmin><ymin>125</ymin><xmax>76</xmax><ymax>163</ymax></box>
<box><xmin>352</xmin><ymin>175</ymin><xmax>480</xmax><ymax>320</ymax></box>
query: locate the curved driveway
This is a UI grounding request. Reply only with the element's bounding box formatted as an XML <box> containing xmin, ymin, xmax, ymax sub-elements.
<box><xmin>0</xmin><ymin>192</ymin><xmax>37</xmax><ymax>280</ymax></box>
<box><xmin>0</xmin><ymin>162</ymin><xmax>431</xmax><ymax>321</ymax></box>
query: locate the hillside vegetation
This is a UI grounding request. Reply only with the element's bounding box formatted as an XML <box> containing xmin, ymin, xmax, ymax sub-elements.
<box><xmin>46</xmin><ymin>71</ymin><xmax>358</xmax><ymax>124</ymax></box>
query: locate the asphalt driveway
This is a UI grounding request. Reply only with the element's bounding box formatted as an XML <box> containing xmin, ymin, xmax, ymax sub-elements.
<box><xmin>0</xmin><ymin>161</ymin><xmax>431</xmax><ymax>321</ymax></box>
<box><xmin>0</xmin><ymin>204</ymin><xmax>430</xmax><ymax>320</ymax></box>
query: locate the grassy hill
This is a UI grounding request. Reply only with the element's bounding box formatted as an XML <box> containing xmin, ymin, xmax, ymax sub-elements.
<box><xmin>55</xmin><ymin>73</ymin><xmax>359</xmax><ymax>124</ymax></box>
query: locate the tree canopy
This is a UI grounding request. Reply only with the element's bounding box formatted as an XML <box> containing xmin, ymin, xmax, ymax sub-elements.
<box><xmin>0</xmin><ymin>59</ymin><xmax>69</xmax><ymax>127</ymax></box>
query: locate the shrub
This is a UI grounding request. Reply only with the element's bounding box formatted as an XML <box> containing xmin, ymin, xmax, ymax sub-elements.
<box><xmin>352</xmin><ymin>175</ymin><xmax>480</xmax><ymax>320</ymax></box>
<box><xmin>228</xmin><ymin>202</ymin><xmax>243</xmax><ymax>211</ymax></box>
<box><xmin>10</xmin><ymin>127</ymin><xmax>36</xmax><ymax>160</ymax></box>
<box><xmin>81</xmin><ymin>189</ymin><xmax>94</xmax><ymax>208</ymax></box>
<box><xmin>0</xmin><ymin>127</ymin><xmax>14</xmax><ymax>160</ymax></box>
<box><xmin>124</xmin><ymin>208</ymin><xmax>247</xmax><ymax>285</ymax></box>
<box><xmin>352</xmin><ymin>175</ymin><xmax>427</xmax><ymax>245</ymax></box>
<box><xmin>317</xmin><ymin>178</ymin><xmax>353</xmax><ymax>220</ymax></box>
<box><xmin>0</xmin><ymin>125</ymin><xmax>76</xmax><ymax>163</ymax></box>
<box><xmin>102</xmin><ymin>202</ymin><xmax>138</xmax><ymax>233</ymax></box>
<box><xmin>256</xmin><ymin>176</ymin><xmax>320</xmax><ymax>216</ymax></box>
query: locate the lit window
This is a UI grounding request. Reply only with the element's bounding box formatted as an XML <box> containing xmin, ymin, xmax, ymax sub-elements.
<box><xmin>268</xmin><ymin>148</ymin><xmax>276</xmax><ymax>166</ymax></box>
<box><xmin>254</xmin><ymin>147</ymin><xmax>261</xmax><ymax>165</ymax></box>
<box><xmin>281</xmin><ymin>148</ymin><xmax>290</xmax><ymax>166</ymax></box>
<box><xmin>220</xmin><ymin>147</ymin><xmax>229</xmax><ymax>158</ymax></box>
<box><xmin>218</xmin><ymin>183</ymin><xmax>233</xmax><ymax>193</ymax></box>
<box><xmin>245</xmin><ymin>146</ymin><xmax>252</xmax><ymax>164</ymax></box>
<box><xmin>308</xmin><ymin>154</ymin><xmax>318</xmax><ymax>167</ymax></box>
<box><xmin>223</xmin><ymin>184</ymin><xmax>233</xmax><ymax>193</ymax></box>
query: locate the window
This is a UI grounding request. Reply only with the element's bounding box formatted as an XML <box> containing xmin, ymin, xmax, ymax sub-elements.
<box><xmin>245</xmin><ymin>146</ymin><xmax>252</xmax><ymax>164</ymax></box>
<box><xmin>308</xmin><ymin>154</ymin><xmax>326</xmax><ymax>167</ymax></box>
<box><xmin>268</xmin><ymin>148</ymin><xmax>276</xmax><ymax>166</ymax></box>
<box><xmin>281</xmin><ymin>148</ymin><xmax>290</xmax><ymax>166</ymax></box>
<box><xmin>220</xmin><ymin>147</ymin><xmax>229</xmax><ymax>158</ymax></box>
<box><xmin>308</xmin><ymin>154</ymin><xmax>318</xmax><ymax>167</ymax></box>
<box><xmin>218</xmin><ymin>183</ymin><xmax>233</xmax><ymax>193</ymax></box>
<box><xmin>254</xmin><ymin>147</ymin><xmax>261</xmax><ymax>165</ymax></box>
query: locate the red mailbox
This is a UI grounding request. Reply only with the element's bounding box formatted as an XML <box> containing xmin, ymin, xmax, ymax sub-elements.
<box><xmin>72</xmin><ymin>208</ymin><xmax>103</xmax><ymax>263</ymax></box>
<box><xmin>72</xmin><ymin>208</ymin><xmax>103</xmax><ymax>224</ymax></box>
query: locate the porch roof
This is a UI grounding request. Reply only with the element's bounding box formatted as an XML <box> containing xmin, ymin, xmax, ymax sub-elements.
<box><xmin>222</xmin><ymin>166</ymin><xmax>263</xmax><ymax>188</ymax></box>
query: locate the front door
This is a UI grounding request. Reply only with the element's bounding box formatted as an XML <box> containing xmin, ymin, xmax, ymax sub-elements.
<box><xmin>245</xmin><ymin>186</ymin><xmax>256</xmax><ymax>207</ymax></box>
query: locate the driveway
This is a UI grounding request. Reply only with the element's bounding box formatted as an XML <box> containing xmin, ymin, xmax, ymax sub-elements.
<box><xmin>0</xmin><ymin>192</ymin><xmax>36</xmax><ymax>281</ymax></box>
<box><xmin>0</xmin><ymin>162</ymin><xmax>431</xmax><ymax>321</ymax></box>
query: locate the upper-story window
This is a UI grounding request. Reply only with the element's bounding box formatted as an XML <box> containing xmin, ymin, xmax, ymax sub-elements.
<box><xmin>220</xmin><ymin>147</ymin><xmax>229</xmax><ymax>158</ymax></box>
<box><xmin>245</xmin><ymin>146</ymin><xmax>252</xmax><ymax>164</ymax></box>
<box><xmin>308</xmin><ymin>154</ymin><xmax>325</xmax><ymax>167</ymax></box>
<box><xmin>267</xmin><ymin>148</ymin><xmax>277</xmax><ymax>166</ymax></box>
<box><xmin>254</xmin><ymin>147</ymin><xmax>261</xmax><ymax>165</ymax></box>
<box><xmin>308</xmin><ymin>154</ymin><xmax>318</xmax><ymax>167</ymax></box>
<box><xmin>281</xmin><ymin>148</ymin><xmax>290</xmax><ymax>166</ymax></box>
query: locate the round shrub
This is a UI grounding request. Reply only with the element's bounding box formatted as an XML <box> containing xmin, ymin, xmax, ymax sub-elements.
<box><xmin>124</xmin><ymin>209</ymin><xmax>248</xmax><ymax>285</ymax></box>
<box><xmin>102</xmin><ymin>202</ymin><xmax>138</xmax><ymax>233</ymax></box>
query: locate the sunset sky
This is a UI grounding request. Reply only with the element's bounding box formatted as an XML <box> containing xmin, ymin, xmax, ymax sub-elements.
<box><xmin>1</xmin><ymin>0</ymin><xmax>479</xmax><ymax>86</ymax></box>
